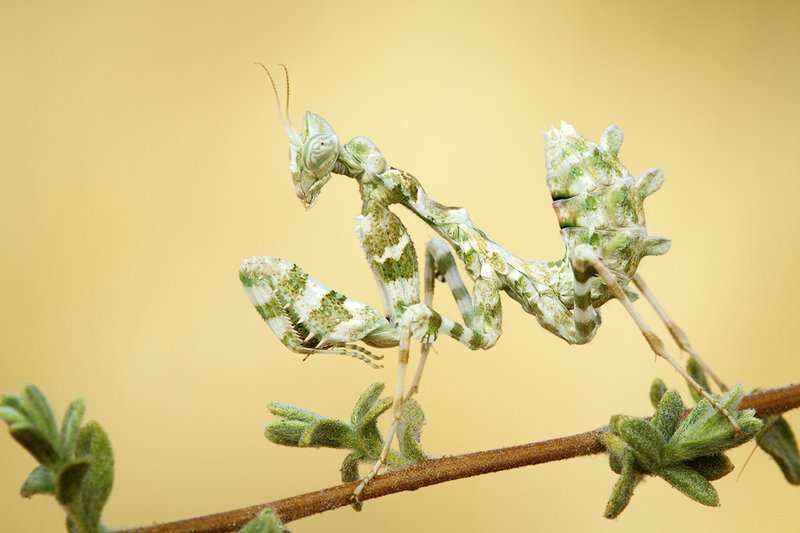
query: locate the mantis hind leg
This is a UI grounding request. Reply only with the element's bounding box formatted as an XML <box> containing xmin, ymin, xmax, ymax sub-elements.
<box><xmin>632</xmin><ymin>273</ymin><xmax>728</xmax><ymax>391</ymax></box>
<box><xmin>239</xmin><ymin>256</ymin><xmax>398</xmax><ymax>367</ymax></box>
<box><xmin>570</xmin><ymin>244</ymin><xmax>740</xmax><ymax>431</ymax></box>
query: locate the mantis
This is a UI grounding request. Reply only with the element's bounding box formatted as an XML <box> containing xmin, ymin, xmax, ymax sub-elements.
<box><xmin>239</xmin><ymin>65</ymin><xmax>737</xmax><ymax>500</ymax></box>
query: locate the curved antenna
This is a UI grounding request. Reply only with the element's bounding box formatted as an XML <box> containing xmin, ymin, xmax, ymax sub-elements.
<box><xmin>278</xmin><ymin>63</ymin><xmax>296</xmax><ymax>134</ymax></box>
<box><xmin>254</xmin><ymin>62</ymin><xmax>296</xmax><ymax>138</ymax></box>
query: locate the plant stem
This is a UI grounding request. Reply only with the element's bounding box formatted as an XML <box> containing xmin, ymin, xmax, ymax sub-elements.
<box><xmin>120</xmin><ymin>384</ymin><xmax>800</xmax><ymax>533</ymax></box>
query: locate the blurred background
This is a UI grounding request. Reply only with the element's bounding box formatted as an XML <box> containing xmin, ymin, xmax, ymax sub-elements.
<box><xmin>2</xmin><ymin>1</ymin><xmax>798</xmax><ymax>531</ymax></box>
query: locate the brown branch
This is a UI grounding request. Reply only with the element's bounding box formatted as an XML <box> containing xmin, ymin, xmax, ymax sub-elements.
<box><xmin>121</xmin><ymin>383</ymin><xmax>800</xmax><ymax>533</ymax></box>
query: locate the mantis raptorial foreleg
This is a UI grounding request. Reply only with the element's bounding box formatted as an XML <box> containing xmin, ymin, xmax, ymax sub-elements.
<box><xmin>571</xmin><ymin>245</ymin><xmax>740</xmax><ymax>431</ymax></box>
<box><xmin>632</xmin><ymin>273</ymin><xmax>728</xmax><ymax>391</ymax></box>
<box><xmin>239</xmin><ymin>256</ymin><xmax>399</xmax><ymax>366</ymax></box>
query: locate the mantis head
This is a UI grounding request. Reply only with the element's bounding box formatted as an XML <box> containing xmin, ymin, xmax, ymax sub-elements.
<box><xmin>257</xmin><ymin>64</ymin><xmax>340</xmax><ymax>209</ymax></box>
<box><xmin>288</xmin><ymin>112</ymin><xmax>339</xmax><ymax>209</ymax></box>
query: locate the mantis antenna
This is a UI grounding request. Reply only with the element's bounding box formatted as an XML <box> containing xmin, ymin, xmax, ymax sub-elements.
<box><xmin>278</xmin><ymin>63</ymin><xmax>291</xmax><ymax>126</ymax></box>
<box><xmin>254</xmin><ymin>62</ymin><xmax>296</xmax><ymax>137</ymax></box>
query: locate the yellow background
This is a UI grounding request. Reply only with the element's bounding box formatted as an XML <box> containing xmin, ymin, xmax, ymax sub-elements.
<box><xmin>2</xmin><ymin>1</ymin><xmax>798</xmax><ymax>531</ymax></box>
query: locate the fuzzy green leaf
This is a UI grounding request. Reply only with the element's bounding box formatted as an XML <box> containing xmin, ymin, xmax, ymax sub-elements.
<box><xmin>355</xmin><ymin>396</ymin><xmax>393</xmax><ymax>432</ymax></box>
<box><xmin>237</xmin><ymin>508</ymin><xmax>289</xmax><ymax>533</ymax></box>
<box><xmin>651</xmin><ymin>389</ymin><xmax>684</xmax><ymax>441</ymax></box>
<box><xmin>686</xmin><ymin>357</ymin><xmax>710</xmax><ymax>403</ymax></box>
<box><xmin>686</xmin><ymin>453</ymin><xmax>734</xmax><ymax>481</ymax></box>
<box><xmin>298</xmin><ymin>419</ymin><xmax>356</xmax><ymax>449</ymax></box>
<box><xmin>22</xmin><ymin>385</ymin><xmax>60</xmax><ymax>448</ymax></box>
<box><xmin>8</xmin><ymin>422</ymin><xmax>60</xmax><ymax>466</ymax></box>
<box><xmin>350</xmin><ymin>383</ymin><xmax>385</xmax><ymax>427</ymax></box>
<box><xmin>20</xmin><ymin>465</ymin><xmax>55</xmax><ymax>498</ymax></box>
<box><xmin>649</xmin><ymin>379</ymin><xmax>667</xmax><ymax>409</ymax></box>
<box><xmin>264</xmin><ymin>420</ymin><xmax>308</xmax><ymax>447</ymax></box>
<box><xmin>665</xmin><ymin>385</ymin><xmax>762</xmax><ymax>462</ymax></box>
<box><xmin>604</xmin><ymin>454</ymin><xmax>639</xmax><ymax>519</ymax></box>
<box><xmin>600</xmin><ymin>432</ymin><xmax>629</xmax><ymax>475</ymax></box>
<box><xmin>0</xmin><ymin>405</ymin><xmax>27</xmax><ymax>425</ymax></box>
<box><xmin>267</xmin><ymin>403</ymin><xmax>323</xmax><ymax>423</ymax></box>
<box><xmin>656</xmin><ymin>464</ymin><xmax>719</xmax><ymax>506</ymax></box>
<box><xmin>397</xmin><ymin>399</ymin><xmax>427</xmax><ymax>463</ymax></box>
<box><xmin>68</xmin><ymin>421</ymin><xmax>114</xmax><ymax>532</ymax></box>
<box><xmin>341</xmin><ymin>451</ymin><xmax>365</xmax><ymax>512</ymax></box>
<box><xmin>340</xmin><ymin>451</ymin><xmax>363</xmax><ymax>484</ymax></box>
<box><xmin>610</xmin><ymin>415</ymin><xmax>665</xmax><ymax>472</ymax></box>
<box><xmin>56</xmin><ymin>459</ymin><xmax>92</xmax><ymax>505</ymax></box>
<box><xmin>1</xmin><ymin>394</ymin><xmax>25</xmax><ymax>412</ymax></box>
<box><xmin>60</xmin><ymin>399</ymin><xmax>86</xmax><ymax>459</ymax></box>
<box><xmin>757</xmin><ymin>415</ymin><xmax>800</xmax><ymax>484</ymax></box>
<box><xmin>355</xmin><ymin>396</ymin><xmax>393</xmax><ymax>457</ymax></box>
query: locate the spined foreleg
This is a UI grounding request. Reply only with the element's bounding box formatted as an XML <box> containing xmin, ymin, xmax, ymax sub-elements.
<box><xmin>239</xmin><ymin>256</ymin><xmax>398</xmax><ymax>367</ymax></box>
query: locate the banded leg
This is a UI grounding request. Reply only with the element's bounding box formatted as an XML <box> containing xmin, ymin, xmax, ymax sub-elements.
<box><xmin>354</xmin><ymin>242</ymin><xmax>504</xmax><ymax>500</ymax></box>
<box><xmin>353</xmin><ymin>240</ymin><xmax>460</xmax><ymax>499</ymax></box>
<box><xmin>239</xmin><ymin>256</ymin><xmax>398</xmax><ymax>367</ymax></box>
<box><xmin>632</xmin><ymin>273</ymin><xmax>727</xmax><ymax>391</ymax></box>
<box><xmin>405</xmin><ymin>239</ymin><xmax>476</xmax><ymax>398</ymax></box>
<box><xmin>353</xmin><ymin>204</ymin><xmax>422</xmax><ymax>500</ymax></box>
<box><xmin>570</xmin><ymin>244</ymin><xmax>740</xmax><ymax>431</ymax></box>
<box><xmin>401</xmin><ymin>239</ymin><xmax>503</xmax><ymax>351</ymax></box>
<box><xmin>569</xmin><ymin>250</ymin><xmax>602</xmax><ymax>344</ymax></box>
<box><xmin>402</xmin><ymin>242</ymin><xmax>441</xmax><ymax>399</ymax></box>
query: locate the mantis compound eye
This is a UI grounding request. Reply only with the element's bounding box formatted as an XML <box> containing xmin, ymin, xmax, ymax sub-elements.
<box><xmin>302</xmin><ymin>133</ymin><xmax>339</xmax><ymax>177</ymax></box>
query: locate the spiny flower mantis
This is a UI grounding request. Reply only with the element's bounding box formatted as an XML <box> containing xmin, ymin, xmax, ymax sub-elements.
<box><xmin>239</xmin><ymin>65</ymin><xmax>737</xmax><ymax>500</ymax></box>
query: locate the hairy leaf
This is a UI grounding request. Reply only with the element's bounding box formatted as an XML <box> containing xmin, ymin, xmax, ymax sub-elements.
<box><xmin>397</xmin><ymin>399</ymin><xmax>427</xmax><ymax>463</ymax></box>
<box><xmin>686</xmin><ymin>357</ymin><xmax>710</xmax><ymax>403</ymax></box>
<box><xmin>604</xmin><ymin>454</ymin><xmax>639</xmax><ymax>519</ymax></box>
<box><xmin>685</xmin><ymin>453</ymin><xmax>734</xmax><ymax>481</ymax></box>
<box><xmin>68</xmin><ymin>422</ymin><xmax>114</xmax><ymax>532</ymax></box>
<box><xmin>656</xmin><ymin>464</ymin><xmax>719</xmax><ymax>506</ymax></box>
<box><xmin>57</xmin><ymin>459</ymin><xmax>92</xmax><ymax>505</ymax></box>
<box><xmin>20</xmin><ymin>465</ymin><xmax>55</xmax><ymax>498</ymax></box>
<box><xmin>757</xmin><ymin>415</ymin><xmax>800</xmax><ymax>484</ymax></box>
<box><xmin>267</xmin><ymin>403</ymin><xmax>323</xmax><ymax>423</ymax></box>
<box><xmin>350</xmin><ymin>383</ymin><xmax>385</xmax><ymax>427</ymax></box>
<box><xmin>298</xmin><ymin>419</ymin><xmax>356</xmax><ymax>449</ymax></box>
<box><xmin>60</xmin><ymin>399</ymin><xmax>86</xmax><ymax>459</ymax></box>
<box><xmin>265</xmin><ymin>420</ymin><xmax>308</xmax><ymax>447</ymax></box>
<box><xmin>649</xmin><ymin>379</ymin><xmax>667</xmax><ymax>409</ymax></box>
<box><xmin>651</xmin><ymin>389</ymin><xmax>684</xmax><ymax>441</ymax></box>
<box><xmin>610</xmin><ymin>415</ymin><xmax>665</xmax><ymax>472</ymax></box>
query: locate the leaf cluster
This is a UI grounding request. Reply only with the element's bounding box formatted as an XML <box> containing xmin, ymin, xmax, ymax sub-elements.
<box><xmin>0</xmin><ymin>385</ymin><xmax>114</xmax><ymax>533</ymax></box>
<box><xmin>601</xmin><ymin>384</ymin><xmax>762</xmax><ymax>518</ymax></box>
<box><xmin>265</xmin><ymin>383</ymin><xmax>428</xmax><ymax>510</ymax></box>
<box><xmin>682</xmin><ymin>358</ymin><xmax>800</xmax><ymax>486</ymax></box>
